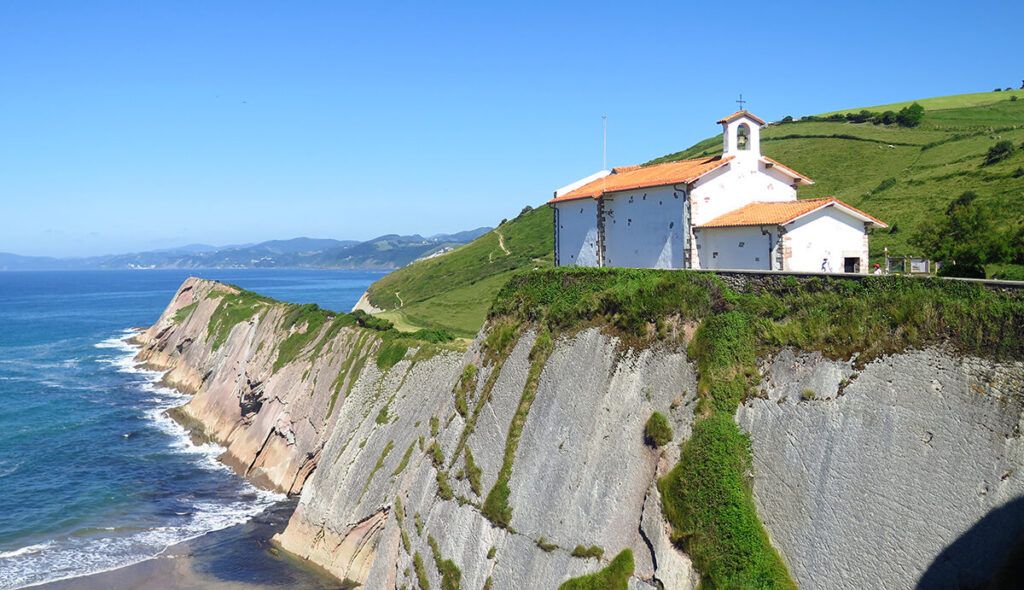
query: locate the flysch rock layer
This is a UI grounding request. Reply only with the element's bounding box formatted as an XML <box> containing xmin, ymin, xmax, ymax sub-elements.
<box><xmin>137</xmin><ymin>279</ymin><xmax>699</xmax><ymax>588</ymax></box>
<box><xmin>274</xmin><ymin>327</ymin><xmax>700</xmax><ymax>589</ymax></box>
<box><xmin>738</xmin><ymin>348</ymin><xmax>1024</xmax><ymax>590</ymax></box>
<box><xmin>140</xmin><ymin>278</ymin><xmax>1024</xmax><ymax>589</ymax></box>
<box><xmin>135</xmin><ymin>277</ymin><xmax>390</xmax><ymax>494</ymax></box>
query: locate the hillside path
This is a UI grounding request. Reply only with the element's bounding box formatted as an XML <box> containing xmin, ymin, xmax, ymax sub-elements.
<box><xmin>395</xmin><ymin>291</ymin><xmax>404</xmax><ymax>307</ymax></box>
<box><xmin>497</xmin><ymin>231</ymin><xmax>510</xmax><ymax>255</ymax></box>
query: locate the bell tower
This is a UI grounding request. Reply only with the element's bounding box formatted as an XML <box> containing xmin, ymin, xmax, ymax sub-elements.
<box><xmin>719</xmin><ymin>110</ymin><xmax>765</xmax><ymax>158</ymax></box>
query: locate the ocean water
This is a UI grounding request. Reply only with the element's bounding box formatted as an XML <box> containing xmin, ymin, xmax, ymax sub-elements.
<box><xmin>0</xmin><ymin>269</ymin><xmax>386</xmax><ymax>588</ymax></box>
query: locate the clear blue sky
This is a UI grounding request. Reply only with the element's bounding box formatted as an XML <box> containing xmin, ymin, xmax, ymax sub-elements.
<box><xmin>1</xmin><ymin>0</ymin><xmax>1020</xmax><ymax>257</ymax></box>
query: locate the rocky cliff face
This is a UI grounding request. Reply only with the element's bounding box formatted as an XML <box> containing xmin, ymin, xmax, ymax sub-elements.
<box><xmin>141</xmin><ymin>277</ymin><xmax>1024</xmax><ymax>589</ymax></box>
<box><xmin>135</xmin><ymin>277</ymin><xmax>388</xmax><ymax>494</ymax></box>
<box><xmin>739</xmin><ymin>349</ymin><xmax>1024</xmax><ymax>590</ymax></box>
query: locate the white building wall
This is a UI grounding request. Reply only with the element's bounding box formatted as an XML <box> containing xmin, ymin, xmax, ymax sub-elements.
<box><xmin>554</xmin><ymin>200</ymin><xmax>600</xmax><ymax>267</ymax></box>
<box><xmin>602</xmin><ymin>186</ymin><xmax>686</xmax><ymax>269</ymax></box>
<box><xmin>686</xmin><ymin>163</ymin><xmax>797</xmax><ymax>269</ymax></box>
<box><xmin>689</xmin><ymin>162</ymin><xmax>798</xmax><ymax>227</ymax></box>
<box><xmin>695</xmin><ymin>226</ymin><xmax>775</xmax><ymax>270</ymax></box>
<box><xmin>782</xmin><ymin>208</ymin><xmax>869</xmax><ymax>273</ymax></box>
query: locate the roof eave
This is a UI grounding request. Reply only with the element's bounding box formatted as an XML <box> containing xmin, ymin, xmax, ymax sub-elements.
<box><xmin>784</xmin><ymin>202</ymin><xmax>888</xmax><ymax>228</ymax></box>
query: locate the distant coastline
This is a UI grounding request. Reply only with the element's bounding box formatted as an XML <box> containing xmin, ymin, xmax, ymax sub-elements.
<box><xmin>0</xmin><ymin>228</ymin><xmax>489</xmax><ymax>272</ymax></box>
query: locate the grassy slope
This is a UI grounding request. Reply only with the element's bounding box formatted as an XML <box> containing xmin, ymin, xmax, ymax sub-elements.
<box><xmin>364</xmin><ymin>91</ymin><xmax>1024</xmax><ymax>337</ymax></box>
<box><xmin>365</xmin><ymin>206</ymin><xmax>553</xmax><ymax>337</ymax></box>
<box><xmin>819</xmin><ymin>89</ymin><xmax>1024</xmax><ymax>115</ymax></box>
<box><xmin>647</xmin><ymin>91</ymin><xmax>1024</xmax><ymax>261</ymax></box>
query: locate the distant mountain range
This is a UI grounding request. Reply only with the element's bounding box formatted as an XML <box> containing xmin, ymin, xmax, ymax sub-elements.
<box><xmin>0</xmin><ymin>229</ymin><xmax>492</xmax><ymax>271</ymax></box>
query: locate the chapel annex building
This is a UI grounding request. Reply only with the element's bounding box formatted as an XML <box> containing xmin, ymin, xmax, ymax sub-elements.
<box><xmin>548</xmin><ymin>111</ymin><xmax>887</xmax><ymax>273</ymax></box>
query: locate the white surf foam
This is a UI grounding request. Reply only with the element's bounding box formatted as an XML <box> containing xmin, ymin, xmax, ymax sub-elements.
<box><xmin>0</xmin><ymin>543</ymin><xmax>52</xmax><ymax>560</ymax></box>
<box><xmin>0</xmin><ymin>332</ymin><xmax>285</xmax><ymax>589</ymax></box>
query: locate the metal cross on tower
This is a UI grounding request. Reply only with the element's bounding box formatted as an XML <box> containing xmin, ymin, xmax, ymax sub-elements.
<box><xmin>736</xmin><ymin>94</ymin><xmax>746</xmax><ymax>110</ymax></box>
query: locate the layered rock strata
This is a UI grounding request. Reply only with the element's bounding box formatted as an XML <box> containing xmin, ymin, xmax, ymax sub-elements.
<box><xmin>141</xmin><ymin>278</ymin><xmax>1024</xmax><ymax>589</ymax></box>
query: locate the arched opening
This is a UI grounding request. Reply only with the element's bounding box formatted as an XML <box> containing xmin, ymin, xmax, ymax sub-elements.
<box><xmin>736</xmin><ymin>123</ymin><xmax>750</xmax><ymax>150</ymax></box>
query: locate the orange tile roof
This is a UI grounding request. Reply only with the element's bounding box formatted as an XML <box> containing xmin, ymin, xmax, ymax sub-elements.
<box><xmin>697</xmin><ymin>198</ymin><xmax>887</xmax><ymax>228</ymax></box>
<box><xmin>548</xmin><ymin>156</ymin><xmax>733</xmax><ymax>204</ymax></box>
<box><xmin>716</xmin><ymin>110</ymin><xmax>766</xmax><ymax>125</ymax></box>
<box><xmin>762</xmin><ymin>157</ymin><xmax>813</xmax><ymax>184</ymax></box>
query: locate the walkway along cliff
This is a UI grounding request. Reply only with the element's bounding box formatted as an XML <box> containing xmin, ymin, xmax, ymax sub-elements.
<box><xmin>135</xmin><ymin>271</ymin><xmax>1024</xmax><ymax>589</ymax></box>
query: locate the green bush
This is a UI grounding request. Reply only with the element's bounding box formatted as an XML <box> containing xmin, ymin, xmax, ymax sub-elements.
<box><xmin>644</xmin><ymin>412</ymin><xmax>673</xmax><ymax>447</ymax></box>
<box><xmin>985</xmin><ymin>140</ymin><xmax>1016</xmax><ymax>165</ymax></box>
<box><xmin>376</xmin><ymin>340</ymin><xmax>408</xmax><ymax>371</ymax></box>
<box><xmin>659</xmin><ymin>413</ymin><xmax>796</xmax><ymax>589</ymax></box>
<box><xmin>870</xmin><ymin>177</ymin><xmax>898</xmax><ymax>195</ymax></box>
<box><xmin>896</xmin><ymin>102</ymin><xmax>925</xmax><ymax>127</ymax></box>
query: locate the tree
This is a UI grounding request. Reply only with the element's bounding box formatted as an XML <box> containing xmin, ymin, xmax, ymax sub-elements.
<box><xmin>896</xmin><ymin>102</ymin><xmax>924</xmax><ymax>127</ymax></box>
<box><xmin>984</xmin><ymin>140</ymin><xmax>1015</xmax><ymax>165</ymax></box>
<box><xmin>910</xmin><ymin>191</ymin><xmax>993</xmax><ymax>278</ymax></box>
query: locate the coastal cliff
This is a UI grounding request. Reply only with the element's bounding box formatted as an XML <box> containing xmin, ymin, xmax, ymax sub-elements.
<box><xmin>139</xmin><ymin>272</ymin><xmax>1024</xmax><ymax>589</ymax></box>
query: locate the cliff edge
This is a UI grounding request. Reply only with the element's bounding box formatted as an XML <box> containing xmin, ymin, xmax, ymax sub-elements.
<box><xmin>139</xmin><ymin>271</ymin><xmax>1024</xmax><ymax>589</ymax></box>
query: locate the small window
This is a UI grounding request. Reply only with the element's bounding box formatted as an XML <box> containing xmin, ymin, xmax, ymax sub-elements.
<box><xmin>669</xmin><ymin>221</ymin><xmax>674</xmax><ymax>229</ymax></box>
<box><xmin>739</xmin><ymin>242</ymin><xmax>745</xmax><ymax>247</ymax></box>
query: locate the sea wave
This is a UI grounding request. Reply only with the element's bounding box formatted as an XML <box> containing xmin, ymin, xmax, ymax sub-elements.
<box><xmin>0</xmin><ymin>332</ymin><xmax>284</xmax><ymax>589</ymax></box>
<box><xmin>0</xmin><ymin>543</ymin><xmax>52</xmax><ymax>560</ymax></box>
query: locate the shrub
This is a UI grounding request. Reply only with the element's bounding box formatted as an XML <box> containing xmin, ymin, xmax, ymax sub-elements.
<box><xmin>846</xmin><ymin>110</ymin><xmax>876</xmax><ymax>123</ymax></box>
<box><xmin>536</xmin><ymin>537</ymin><xmax>558</xmax><ymax>552</ymax></box>
<box><xmin>985</xmin><ymin>140</ymin><xmax>1016</xmax><ymax>165</ymax></box>
<box><xmin>878</xmin><ymin>110</ymin><xmax>897</xmax><ymax>125</ymax></box>
<box><xmin>1012</xmin><ymin>96</ymin><xmax>1019</xmax><ymax>102</ymax></box>
<box><xmin>376</xmin><ymin>339</ymin><xmax>408</xmax><ymax>371</ymax></box>
<box><xmin>1013</xmin><ymin>167</ymin><xmax>1024</xmax><ymax>178</ymax></box>
<box><xmin>870</xmin><ymin>177</ymin><xmax>897</xmax><ymax>195</ymax></box>
<box><xmin>781</xmin><ymin>115</ymin><xmax>793</xmax><ymax>122</ymax></box>
<box><xmin>658</xmin><ymin>413</ymin><xmax>796</xmax><ymax>589</ymax></box>
<box><xmin>896</xmin><ymin>102</ymin><xmax>924</xmax><ymax>127</ymax></box>
<box><xmin>644</xmin><ymin>412</ymin><xmax>673</xmax><ymax>447</ymax></box>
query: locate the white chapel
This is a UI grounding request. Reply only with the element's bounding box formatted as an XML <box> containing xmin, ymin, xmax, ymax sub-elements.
<box><xmin>548</xmin><ymin>111</ymin><xmax>886</xmax><ymax>273</ymax></box>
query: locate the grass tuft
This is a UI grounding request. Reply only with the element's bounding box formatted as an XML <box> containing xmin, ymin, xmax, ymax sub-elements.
<box><xmin>644</xmin><ymin>412</ymin><xmax>673</xmax><ymax>447</ymax></box>
<box><xmin>558</xmin><ymin>549</ymin><xmax>633</xmax><ymax>590</ymax></box>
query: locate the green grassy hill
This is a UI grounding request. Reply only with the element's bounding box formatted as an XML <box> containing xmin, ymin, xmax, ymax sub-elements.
<box><xmin>364</xmin><ymin>206</ymin><xmax>553</xmax><ymax>337</ymax></box>
<box><xmin>649</xmin><ymin>90</ymin><xmax>1024</xmax><ymax>260</ymax></box>
<box><xmin>363</xmin><ymin>90</ymin><xmax>1024</xmax><ymax>337</ymax></box>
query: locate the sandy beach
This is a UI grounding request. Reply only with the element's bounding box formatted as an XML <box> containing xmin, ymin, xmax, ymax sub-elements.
<box><xmin>29</xmin><ymin>500</ymin><xmax>350</xmax><ymax>590</ymax></box>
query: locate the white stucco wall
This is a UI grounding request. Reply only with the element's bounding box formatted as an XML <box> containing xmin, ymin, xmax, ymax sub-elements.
<box><xmin>602</xmin><ymin>186</ymin><xmax>686</xmax><ymax>269</ymax></box>
<box><xmin>689</xmin><ymin>161</ymin><xmax>798</xmax><ymax>227</ymax></box>
<box><xmin>695</xmin><ymin>226</ymin><xmax>776</xmax><ymax>270</ymax></box>
<box><xmin>782</xmin><ymin>208</ymin><xmax>869</xmax><ymax>273</ymax></box>
<box><xmin>554</xmin><ymin>200</ymin><xmax>600</xmax><ymax>267</ymax></box>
